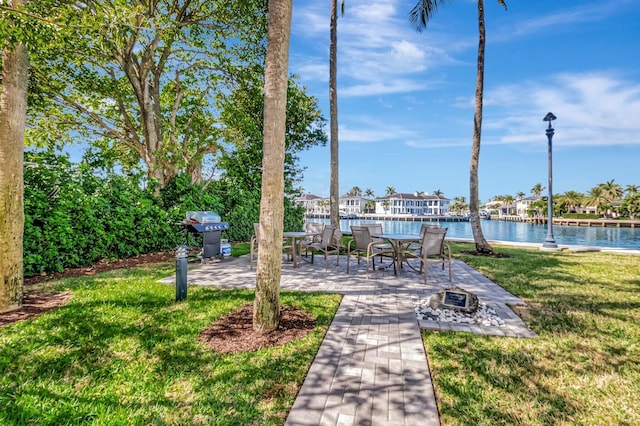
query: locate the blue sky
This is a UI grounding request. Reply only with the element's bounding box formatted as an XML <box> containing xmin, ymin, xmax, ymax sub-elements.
<box><xmin>289</xmin><ymin>0</ymin><xmax>640</xmax><ymax>202</ymax></box>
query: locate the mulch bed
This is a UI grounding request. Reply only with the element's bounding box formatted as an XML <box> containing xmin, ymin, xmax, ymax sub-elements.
<box><xmin>199</xmin><ymin>303</ymin><xmax>316</xmax><ymax>353</ymax></box>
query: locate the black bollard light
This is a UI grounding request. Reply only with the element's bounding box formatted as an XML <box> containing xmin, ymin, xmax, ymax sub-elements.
<box><xmin>175</xmin><ymin>245</ymin><xmax>188</xmax><ymax>301</ymax></box>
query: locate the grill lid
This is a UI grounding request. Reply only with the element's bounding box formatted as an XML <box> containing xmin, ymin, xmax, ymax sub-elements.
<box><xmin>186</xmin><ymin>211</ymin><xmax>221</xmax><ymax>224</ymax></box>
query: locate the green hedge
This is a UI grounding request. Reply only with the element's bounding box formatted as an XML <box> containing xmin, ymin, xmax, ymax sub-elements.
<box><xmin>23</xmin><ymin>153</ymin><xmax>303</xmax><ymax>277</ymax></box>
<box><xmin>562</xmin><ymin>213</ymin><xmax>601</xmax><ymax>219</ymax></box>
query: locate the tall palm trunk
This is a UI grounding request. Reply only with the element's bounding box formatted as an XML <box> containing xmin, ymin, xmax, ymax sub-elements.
<box><xmin>253</xmin><ymin>0</ymin><xmax>293</xmax><ymax>332</ymax></box>
<box><xmin>0</xmin><ymin>0</ymin><xmax>29</xmax><ymax>312</ymax></box>
<box><xmin>469</xmin><ymin>0</ymin><xmax>493</xmax><ymax>254</ymax></box>
<box><xmin>329</xmin><ymin>0</ymin><xmax>340</xmax><ymax>235</ymax></box>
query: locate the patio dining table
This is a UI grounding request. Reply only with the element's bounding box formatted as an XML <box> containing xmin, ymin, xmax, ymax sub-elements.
<box><xmin>371</xmin><ymin>233</ymin><xmax>420</xmax><ymax>275</ymax></box>
<box><xmin>283</xmin><ymin>231</ymin><xmax>319</xmax><ymax>268</ymax></box>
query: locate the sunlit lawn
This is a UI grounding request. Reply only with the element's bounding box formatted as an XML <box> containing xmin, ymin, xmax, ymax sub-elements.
<box><xmin>3</xmin><ymin>243</ymin><xmax>640</xmax><ymax>425</ymax></box>
<box><xmin>0</xmin><ymin>261</ymin><xmax>341</xmax><ymax>425</ymax></box>
<box><xmin>425</xmin><ymin>243</ymin><xmax>640</xmax><ymax>425</ymax></box>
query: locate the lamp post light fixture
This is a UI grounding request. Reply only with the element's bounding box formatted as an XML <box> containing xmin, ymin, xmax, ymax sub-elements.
<box><xmin>542</xmin><ymin>112</ymin><xmax>558</xmax><ymax>249</ymax></box>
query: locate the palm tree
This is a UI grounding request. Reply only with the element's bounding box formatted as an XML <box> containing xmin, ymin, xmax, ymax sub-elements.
<box><xmin>0</xmin><ymin>0</ymin><xmax>29</xmax><ymax>312</ymax></box>
<box><xmin>382</xmin><ymin>200</ymin><xmax>391</xmax><ymax>214</ymax></box>
<box><xmin>531</xmin><ymin>183</ymin><xmax>545</xmax><ymax>197</ymax></box>
<box><xmin>433</xmin><ymin>189</ymin><xmax>443</xmax><ymax>198</ymax></box>
<box><xmin>329</xmin><ymin>0</ymin><xmax>344</xmax><ymax>239</ymax></box>
<box><xmin>585</xmin><ymin>185</ymin><xmax>609</xmax><ymax>217</ymax></box>
<box><xmin>253</xmin><ymin>0</ymin><xmax>293</xmax><ymax>332</ymax></box>
<box><xmin>559</xmin><ymin>190</ymin><xmax>584</xmax><ymax>214</ymax></box>
<box><xmin>622</xmin><ymin>193</ymin><xmax>640</xmax><ymax>219</ymax></box>
<box><xmin>364</xmin><ymin>200</ymin><xmax>376</xmax><ymax>214</ymax></box>
<box><xmin>364</xmin><ymin>188</ymin><xmax>375</xmax><ymax>198</ymax></box>
<box><xmin>503</xmin><ymin>195</ymin><xmax>514</xmax><ymax>215</ymax></box>
<box><xmin>600</xmin><ymin>179</ymin><xmax>623</xmax><ymax>201</ymax></box>
<box><xmin>385</xmin><ymin>186</ymin><xmax>396</xmax><ymax>196</ymax></box>
<box><xmin>410</xmin><ymin>0</ymin><xmax>506</xmax><ymax>254</ymax></box>
<box><xmin>516</xmin><ymin>191</ymin><xmax>525</xmax><ymax>200</ymax></box>
<box><xmin>348</xmin><ymin>186</ymin><xmax>362</xmax><ymax>196</ymax></box>
<box><xmin>625</xmin><ymin>184</ymin><xmax>639</xmax><ymax>196</ymax></box>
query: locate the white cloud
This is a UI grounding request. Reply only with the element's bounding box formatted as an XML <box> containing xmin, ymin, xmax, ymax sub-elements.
<box><xmin>482</xmin><ymin>72</ymin><xmax>640</xmax><ymax>148</ymax></box>
<box><xmin>292</xmin><ymin>0</ymin><xmax>463</xmax><ymax>98</ymax></box>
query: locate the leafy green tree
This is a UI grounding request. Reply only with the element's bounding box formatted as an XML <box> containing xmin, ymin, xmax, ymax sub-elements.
<box><xmin>215</xmin><ymin>74</ymin><xmax>325</xmax><ymax>240</ymax></box>
<box><xmin>410</xmin><ymin>0</ymin><xmax>506</xmax><ymax>255</ymax></box>
<box><xmin>28</xmin><ymin>0</ymin><xmax>268</xmax><ymax>188</ymax></box>
<box><xmin>253</xmin><ymin>0</ymin><xmax>293</xmax><ymax>332</ymax></box>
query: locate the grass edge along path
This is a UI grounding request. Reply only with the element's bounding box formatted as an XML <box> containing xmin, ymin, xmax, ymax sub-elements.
<box><xmin>424</xmin><ymin>243</ymin><xmax>640</xmax><ymax>426</ymax></box>
<box><xmin>0</xmin><ymin>263</ymin><xmax>341</xmax><ymax>426</ymax></box>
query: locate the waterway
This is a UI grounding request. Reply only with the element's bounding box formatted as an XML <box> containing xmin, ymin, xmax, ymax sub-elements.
<box><xmin>308</xmin><ymin>218</ymin><xmax>640</xmax><ymax>250</ymax></box>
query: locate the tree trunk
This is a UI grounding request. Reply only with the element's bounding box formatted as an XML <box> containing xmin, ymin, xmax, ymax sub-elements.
<box><xmin>0</xmin><ymin>5</ymin><xmax>28</xmax><ymax>312</ymax></box>
<box><xmin>253</xmin><ymin>0</ymin><xmax>293</xmax><ymax>332</ymax></box>
<box><xmin>329</xmin><ymin>0</ymin><xmax>343</xmax><ymax>247</ymax></box>
<box><xmin>469</xmin><ymin>0</ymin><xmax>493</xmax><ymax>255</ymax></box>
<box><xmin>329</xmin><ymin>0</ymin><xmax>340</xmax><ymax>233</ymax></box>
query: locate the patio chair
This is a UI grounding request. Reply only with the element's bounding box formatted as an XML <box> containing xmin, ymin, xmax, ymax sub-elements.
<box><xmin>405</xmin><ymin>227</ymin><xmax>451</xmax><ymax>284</ymax></box>
<box><xmin>303</xmin><ymin>224</ymin><xmax>340</xmax><ymax>267</ymax></box>
<box><xmin>299</xmin><ymin>222</ymin><xmax>325</xmax><ymax>255</ymax></box>
<box><xmin>250</xmin><ymin>223</ymin><xmax>260</xmax><ymax>269</ymax></box>
<box><xmin>363</xmin><ymin>223</ymin><xmax>392</xmax><ymax>248</ymax></box>
<box><xmin>407</xmin><ymin>223</ymin><xmax>441</xmax><ymax>255</ymax></box>
<box><xmin>347</xmin><ymin>225</ymin><xmax>396</xmax><ymax>278</ymax></box>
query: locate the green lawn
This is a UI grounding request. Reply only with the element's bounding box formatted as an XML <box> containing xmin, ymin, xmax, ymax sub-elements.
<box><xmin>3</xmin><ymin>245</ymin><xmax>639</xmax><ymax>425</ymax></box>
<box><xmin>424</xmin><ymin>243</ymin><xmax>640</xmax><ymax>425</ymax></box>
<box><xmin>0</xmin><ymin>262</ymin><xmax>341</xmax><ymax>425</ymax></box>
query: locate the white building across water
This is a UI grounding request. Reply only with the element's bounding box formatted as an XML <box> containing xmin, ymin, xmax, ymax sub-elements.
<box><xmin>295</xmin><ymin>192</ymin><xmax>450</xmax><ymax>217</ymax></box>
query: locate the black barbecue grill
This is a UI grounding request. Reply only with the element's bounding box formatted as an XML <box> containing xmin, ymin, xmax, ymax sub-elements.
<box><xmin>182</xmin><ymin>211</ymin><xmax>229</xmax><ymax>262</ymax></box>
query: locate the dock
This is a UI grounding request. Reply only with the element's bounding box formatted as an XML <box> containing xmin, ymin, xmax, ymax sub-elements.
<box><xmin>306</xmin><ymin>214</ymin><xmax>469</xmax><ymax>223</ymax></box>
<box><xmin>495</xmin><ymin>215</ymin><xmax>639</xmax><ymax>228</ymax></box>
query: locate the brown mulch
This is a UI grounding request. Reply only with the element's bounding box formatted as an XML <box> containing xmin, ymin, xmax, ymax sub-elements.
<box><xmin>23</xmin><ymin>251</ymin><xmax>179</xmax><ymax>286</ymax></box>
<box><xmin>2</xmin><ymin>252</ymin><xmax>316</xmax><ymax>354</ymax></box>
<box><xmin>0</xmin><ymin>290</ymin><xmax>72</xmax><ymax>327</ymax></box>
<box><xmin>199</xmin><ymin>303</ymin><xmax>316</xmax><ymax>353</ymax></box>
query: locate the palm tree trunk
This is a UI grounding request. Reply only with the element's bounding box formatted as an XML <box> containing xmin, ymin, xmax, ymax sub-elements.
<box><xmin>253</xmin><ymin>0</ymin><xmax>293</xmax><ymax>332</ymax></box>
<box><xmin>329</xmin><ymin>0</ymin><xmax>340</xmax><ymax>234</ymax></box>
<box><xmin>469</xmin><ymin>0</ymin><xmax>493</xmax><ymax>254</ymax></box>
<box><xmin>0</xmin><ymin>3</ymin><xmax>28</xmax><ymax>312</ymax></box>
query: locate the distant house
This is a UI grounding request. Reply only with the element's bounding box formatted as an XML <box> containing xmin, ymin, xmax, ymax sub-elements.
<box><xmin>295</xmin><ymin>194</ymin><xmax>327</xmax><ymax>216</ymax></box>
<box><xmin>339</xmin><ymin>195</ymin><xmax>370</xmax><ymax>216</ymax></box>
<box><xmin>374</xmin><ymin>193</ymin><xmax>450</xmax><ymax>216</ymax></box>
<box><xmin>515</xmin><ymin>197</ymin><xmax>539</xmax><ymax>217</ymax></box>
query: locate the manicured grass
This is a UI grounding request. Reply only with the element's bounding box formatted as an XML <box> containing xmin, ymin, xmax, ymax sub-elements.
<box><xmin>0</xmin><ymin>263</ymin><xmax>341</xmax><ymax>425</ymax></box>
<box><xmin>424</xmin><ymin>243</ymin><xmax>640</xmax><ymax>425</ymax></box>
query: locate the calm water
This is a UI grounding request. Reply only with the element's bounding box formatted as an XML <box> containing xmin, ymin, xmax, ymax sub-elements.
<box><xmin>309</xmin><ymin>218</ymin><xmax>640</xmax><ymax>250</ymax></box>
